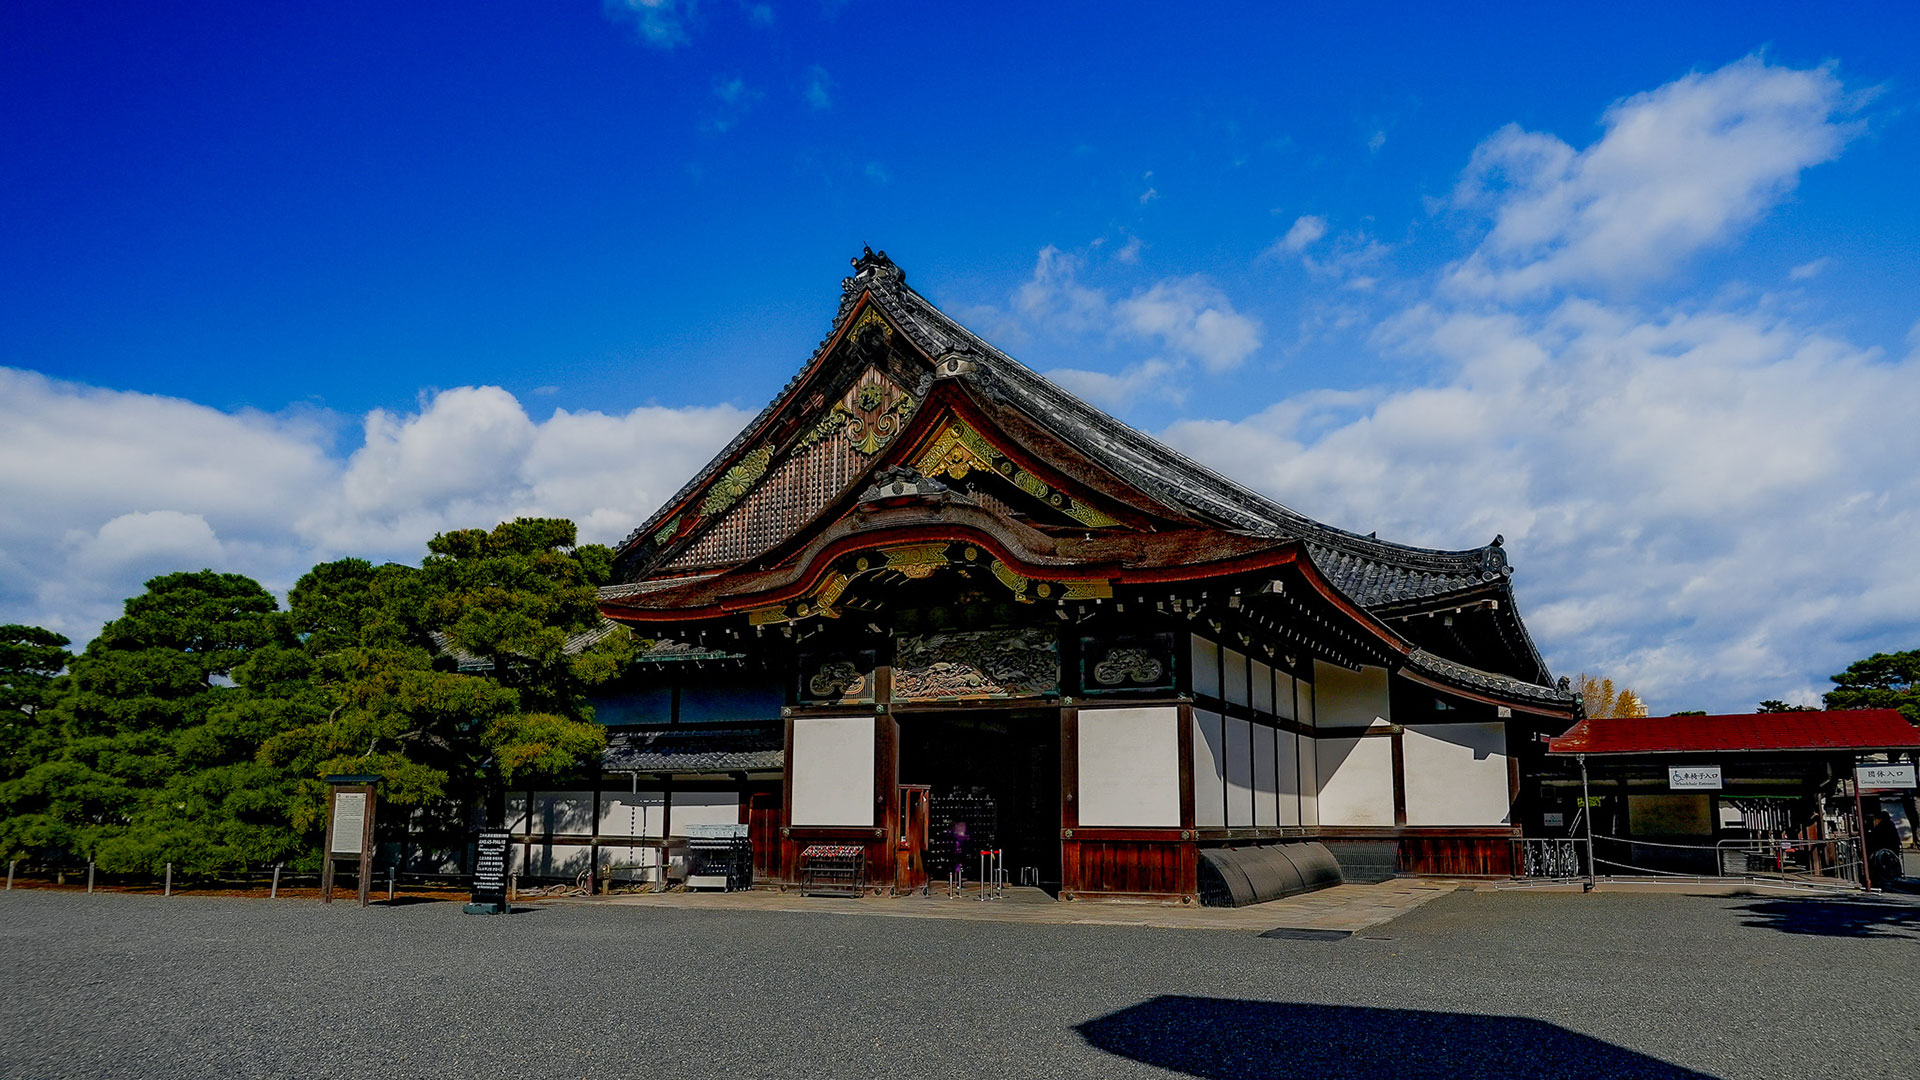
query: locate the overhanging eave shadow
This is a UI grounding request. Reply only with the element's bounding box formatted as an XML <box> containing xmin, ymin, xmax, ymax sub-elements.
<box><xmin>1733</xmin><ymin>896</ymin><xmax>1920</xmax><ymax>938</ymax></box>
<box><xmin>1076</xmin><ymin>996</ymin><xmax>1714</xmax><ymax>1079</ymax></box>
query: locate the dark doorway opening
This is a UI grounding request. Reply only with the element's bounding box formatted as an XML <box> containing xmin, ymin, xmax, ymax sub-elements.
<box><xmin>897</xmin><ymin>710</ymin><xmax>1061</xmax><ymax>892</ymax></box>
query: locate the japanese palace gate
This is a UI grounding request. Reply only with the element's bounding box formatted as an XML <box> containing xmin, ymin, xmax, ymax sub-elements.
<box><xmin>512</xmin><ymin>249</ymin><xmax>1579</xmax><ymax>904</ymax></box>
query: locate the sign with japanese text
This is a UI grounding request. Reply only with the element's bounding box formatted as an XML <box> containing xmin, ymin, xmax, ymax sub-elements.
<box><xmin>1668</xmin><ymin>765</ymin><xmax>1722</xmax><ymax>791</ymax></box>
<box><xmin>1856</xmin><ymin>764</ymin><xmax>1917</xmax><ymax>790</ymax></box>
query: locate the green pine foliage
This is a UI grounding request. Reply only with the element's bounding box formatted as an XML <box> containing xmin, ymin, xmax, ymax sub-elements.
<box><xmin>0</xmin><ymin>518</ymin><xmax>628</xmax><ymax>877</ymax></box>
<box><xmin>1825</xmin><ymin>650</ymin><xmax>1920</xmax><ymax>725</ymax></box>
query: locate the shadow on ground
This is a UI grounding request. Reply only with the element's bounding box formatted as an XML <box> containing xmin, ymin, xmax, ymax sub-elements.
<box><xmin>1076</xmin><ymin>996</ymin><xmax>1711</xmax><ymax>1079</ymax></box>
<box><xmin>1733</xmin><ymin>896</ymin><xmax>1920</xmax><ymax>938</ymax></box>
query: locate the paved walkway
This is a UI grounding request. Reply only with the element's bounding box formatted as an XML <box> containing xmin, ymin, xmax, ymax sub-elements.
<box><xmin>551</xmin><ymin>878</ymin><xmax>1461</xmax><ymax>932</ymax></box>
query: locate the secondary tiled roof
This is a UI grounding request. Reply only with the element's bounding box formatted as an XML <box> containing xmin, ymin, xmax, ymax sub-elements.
<box><xmin>1548</xmin><ymin>709</ymin><xmax>1920</xmax><ymax>755</ymax></box>
<box><xmin>602</xmin><ymin>724</ymin><xmax>784</xmax><ymax>774</ymax></box>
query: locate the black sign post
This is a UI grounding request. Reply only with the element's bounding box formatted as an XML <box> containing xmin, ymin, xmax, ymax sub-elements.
<box><xmin>465</xmin><ymin>829</ymin><xmax>512</xmax><ymax>915</ymax></box>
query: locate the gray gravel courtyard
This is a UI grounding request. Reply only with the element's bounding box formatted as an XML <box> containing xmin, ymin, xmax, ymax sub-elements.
<box><xmin>3</xmin><ymin>887</ymin><xmax>1917</xmax><ymax>1079</ymax></box>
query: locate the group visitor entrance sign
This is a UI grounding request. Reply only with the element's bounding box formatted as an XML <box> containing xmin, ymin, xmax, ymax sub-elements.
<box><xmin>1856</xmin><ymin>763</ymin><xmax>1917</xmax><ymax>790</ymax></box>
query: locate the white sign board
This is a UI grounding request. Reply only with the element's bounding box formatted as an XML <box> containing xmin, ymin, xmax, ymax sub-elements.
<box><xmin>1542</xmin><ymin>812</ymin><xmax>1565</xmax><ymax>827</ymax></box>
<box><xmin>329</xmin><ymin>791</ymin><xmax>368</xmax><ymax>854</ymax></box>
<box><xmin>1668</xmin><ymin>765</ymin><xmax>1722</xmax><ymax>791</ymax></box>
<box><xmin>1856</xmin><ymin>764</ymin><xmax>1918</xmax><ymax>790</ymax></box>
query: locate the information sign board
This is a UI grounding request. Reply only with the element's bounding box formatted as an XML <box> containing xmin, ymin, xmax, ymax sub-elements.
<box><xmin>1668</xmin><ymin>765</ymin><xmax>1722</xmax><ymax>791</ymax></box>
<box><xmin>329</xmin><ymin>792</ymin><xmax>368</xmax><ymax>855</ymax></box>
<box><xmin>1856</xmin><ymin>764</ymin><xmax>1918</xmax><ymax>790</ymax></box>
<box><xmin>469</xmin><ymin>830</ymin><xmax>513</xmax><ymax>914</ymax></box>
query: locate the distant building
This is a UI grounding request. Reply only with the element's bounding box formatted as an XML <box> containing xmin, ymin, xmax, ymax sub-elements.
<box><xmin>512</xmin><ymin>249</ymin><xmax>1578</xmax><ymax>903</ymax></box>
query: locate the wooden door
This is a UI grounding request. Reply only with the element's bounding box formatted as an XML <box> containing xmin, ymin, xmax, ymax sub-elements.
<box><xmin>747</xmin><ymin>789</ymin><xmax>783</xmax><ymax>885</ymax></box>
<box><xmin>896</xmin><ymin>784</ymin><xmax>930</xmax><ymax>893</ymax></box>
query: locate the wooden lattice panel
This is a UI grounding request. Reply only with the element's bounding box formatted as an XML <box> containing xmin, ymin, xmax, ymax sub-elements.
<box><xmin>667</xmin><ymin>426</ymin><xmax>864</xmax><ymax>569</ymax></box>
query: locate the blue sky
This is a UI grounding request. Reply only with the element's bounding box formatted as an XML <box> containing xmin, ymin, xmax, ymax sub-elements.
<box><xmin>4</xmin><ymin>2</ymin><xmax>1919</xmax><ymax>711</ymax></box>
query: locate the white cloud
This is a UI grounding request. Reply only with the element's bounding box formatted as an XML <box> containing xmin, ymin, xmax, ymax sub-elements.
<box><xmin>1159</xmin><ymin>57</ymin><xmax>1915</xmax><ymax>712</ymax></box>
<box><xmin>1274</xmin><ymin>215</ymin><xmax>1327</xmax><ymax>255</ymax></box>
<box><xmin>605</xmin><ymin>0</ymin><xmax>695</xmax><ymax>48</ymax></box>
<box><xmin>1789</xmin><ymin>257</ymin><xmax>1831</xmax><ymax>280</ymax></box>
<box><xmin>1045</xmin><ymin>358</ymin><xmax>1184</xmax><ymax>410</ymax></box>
<box><xmin>0</xmin><ymin>369</ymin><xmax>747</xmax><ymax>647</ymax></box>
<box><xmin>803</xmin><ymin>65</ymin><xmax>832</xmax><ymax>111</ymax></box>
<box><xmin>1446</xmin><ymin>56</ymin><xmax>1859</xmax><ymax>300</ymax></box>
<box><xmin>999</xmin><ymin>248</ymin><xmax>1263</xmax><ymax>375</ymax></box>
<box><xmin>1116</xmin><ymin>278</ymin><xmax>1262</xmax><ymax>372</ymax></box>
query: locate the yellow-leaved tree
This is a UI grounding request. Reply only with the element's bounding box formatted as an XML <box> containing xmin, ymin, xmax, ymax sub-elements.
<box><xmin>1579</xmin><ymin>675</ymin><xmax>1648</xmax><ymax>718</ymax></box>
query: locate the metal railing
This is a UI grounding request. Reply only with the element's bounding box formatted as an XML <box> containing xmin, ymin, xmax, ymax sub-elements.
<box><xmin>1714</xmin><ymin>837</ymin><xmax>1861</xmax><ymax>888</ymax></box>
<box><xmin>1509</xmin><ymin>838</ymin><xmax>1585</xmax><ymax>880</ymax></box>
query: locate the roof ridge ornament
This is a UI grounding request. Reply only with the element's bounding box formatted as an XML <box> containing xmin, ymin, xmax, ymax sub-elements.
<box><xmin>845</xmin><ymin>245</ymin><xmax>904</xmax><ymax>290</ymax></box>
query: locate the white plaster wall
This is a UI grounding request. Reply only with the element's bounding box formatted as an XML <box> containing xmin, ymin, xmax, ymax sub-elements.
<box><xmin>1300</xmin><ymin>733</ymin><xmax>1320</xmax><ymax>827</ymax></box>
<box><xmin>1403</xmin><ymin>722</ymin><xmax>1513</xmax><ymax>826</ymax></box>
<box><xmin>1077</xmin><ymin>706</ymin><xmax>1182</xmax><ymax>827</ymax></box>
<box><xmin>1313</xmin><ymin>662</ymin><xmax>1392</xmax><ymax>729</ymax></box>
<box><xmin>1277</xmin><ymin>729</ymin><xmax>1302</xmax><ymax>827</ymax></box>
<box><xmin>790</xmin><ymin>715</ymin><xmax>875</xmax><ymax>826</ymax></box>
<box><xmin>1252</xmin><ymin>661</ymin><xmax>1273</xmax><ymax>714</ymax></box>
<box><xmin>1191</xmin><ymin>635</ymin><xmax>1220</xmax><ymax>698</ymax></box>
<box><xmin>669</xmin><ymin>791</ymin><xmax>742</xmax><ymax>835</ymax></box>
<box><xmin>1226</xmin><ymin>716</ymin><xmax>1254</xmax><ymax>827</ymax></box>
<box><xmin>1297</xmin><ymin>678</ymin><xmax>1315</xmax><ymax>728</ymax></box>
<box><xmin>512</xmin><ymin>842</ymin><xmax>592</xmax><ymax>878</ymax></box>
<box><xmin>1252</xmin><ymin>723</ymin><xmax>1278</xmax><ymax>827</ymax></box>
<box><xmin>597</xmin><ymin>790</ymin><xmax>665</xmax><ymax>838</ymax></box>
<box><xmin>1275</xmin><ymin>671</ymin><xmax>1296</xmax><ymax>721</ymax></box>
<box><xmin>1192</xmin><ymin>708</ymin><xmax>1226</xmax><ymax>828</ymax></box>
<box><xmin>1315</xmin><ymin>736</ymin><xmax>1395</xmax><ymax>826</ymax></box>
<box><xmin>596</xmin><ymin>843</ymin><xmax>662</xmax><ymax>881</ymax></box>
<box><xmin>1224</xmin><ymin>648</ymin><xmax>1250</xmax><ymax>706</ymax></box>
<box><xmin>508</xmin><ymin>791</ymin><xmax>596</xmax><ymax>836</ymax></box>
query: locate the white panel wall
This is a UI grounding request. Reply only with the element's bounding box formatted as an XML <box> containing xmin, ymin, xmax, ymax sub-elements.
<box><xmin>1225</xmin><ymin>716</ymin><xmax>1254</xmax><ymax>826</ymax></box>
<box><xmin>596</xmin><ymin>843</ymin><xmax>661</xmax><ymax>881</ymax></box>
<box><xmin>1190</xmin><ymin>636</ymin><xmax>1220</xmax><ymax>698</ymax></box>
<box><xmin>1297</xmin><ymin>678</ymin><xmax>1314</xmax><ymax>727</ymax></box>
<box><xmin>1300</xmin><ymin>733</ymin><xmax>1320</xmax><ymax>827</ymax></box>
<box><xmin>1277</xmin><ymin>730</ymin><xmax>1302</xmax><ymax>826</ymax></box>
<box><xmin>508</xmin><ymin>791</ymin><xmax>596</xmax><ymax>836</ymax></box>
<box><xmin>1252</xmin><ymin>661</ymin><xmax>1273</xmax><ymax>714</ymax></box>
<box><xmin>669</xmin><ymin>791</ymin><xmax>742</xmax><ymax>835</ymax></box>
<box><xmin>1252</xmin><ymin>724</ymin><xmax>1278</xmax><ymax>827</ymax></box>
<box><xmin>511</xmin><ymin>842</ymin><xmax>593</xmax><ymax>878</ymax></box>
<box><xmin>1077</xmin><ymin>706</ymin><xmax>1182</xmax><ymax>827</ymax></box>
<box><xmin>1276</xmin><ymin>672</ymin><xmax>1297</xmax><ymax>721</ymax></box>
<box><xmin>1403</xmin><ymin>722</ymin><xmax>1513</xmax><ymax>826</ymax></box>
<box><xmin>1223</xmin><ymin>649</ymin><xmax>1250</xmax><ymax>706</ymax></box>
<box><xmin>791</xmin><ymin>716</ymin><xmax>875</xmax><ymax>826</ymax></box>
<box><xmin>598</xmin><ymin>790</ymin><xmax>665</xmax><ymax>838</ymax></box>
<box><xmin>1315</xmin><ymin>736</ymin><xmax>1395</xmax><ymax>826</ymax></box>
<box><xmin>1313</xmin><ymin>662</ymin><xmax>1392</xmax><ymax>729</ymax></box>
<box><xmin>1192</xmin><ymin>709</ymin><xmax>1226</xmax><ymax>827</ymax></box>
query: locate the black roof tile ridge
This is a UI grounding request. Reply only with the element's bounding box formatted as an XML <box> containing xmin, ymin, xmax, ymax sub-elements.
<box><xmin>875</xmin><ymin>280</ymin><xmax>1503</xmax><ymax>571</ymax></box>
<box><xmin>1405</xmin><ymin>648</ymin><xmax>1576</xmax><ymax>706</ymax></box>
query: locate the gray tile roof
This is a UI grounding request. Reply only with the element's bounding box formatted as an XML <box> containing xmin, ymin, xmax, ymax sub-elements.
<box><xmin>607</xmin><ymin>250</ymin><xmax>1558</xmax><ymax>696</ymax></box>
<box><xmin>602</xmin><ymin>724</ymin><xmax>784</xmax><ymax>774</ymax></box>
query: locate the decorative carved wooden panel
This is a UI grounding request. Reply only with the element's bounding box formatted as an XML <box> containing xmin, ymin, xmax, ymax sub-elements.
<box><xmin>892</xmin><ymin>627</ymin><xmax>1059</xmax><ymax>701</ymax></box>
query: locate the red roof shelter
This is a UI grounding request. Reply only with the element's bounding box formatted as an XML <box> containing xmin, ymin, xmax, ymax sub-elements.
<box><xmin>1548</xmin><ymin>709</ymin><xmax>1920</xmax><ymax>756</ymax></box>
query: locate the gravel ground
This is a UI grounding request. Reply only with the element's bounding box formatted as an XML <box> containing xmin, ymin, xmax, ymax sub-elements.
<box><xmin>2</xmin><ymin>887</ymin><xmax>1916</xmax><ymax>1079</ymax></box>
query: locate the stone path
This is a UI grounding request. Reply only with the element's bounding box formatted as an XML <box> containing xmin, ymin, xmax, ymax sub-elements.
<box><xmin>557</xmin><ymin>878</ymin><xmax>1461</xmax><ymax>933</ymax></box>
